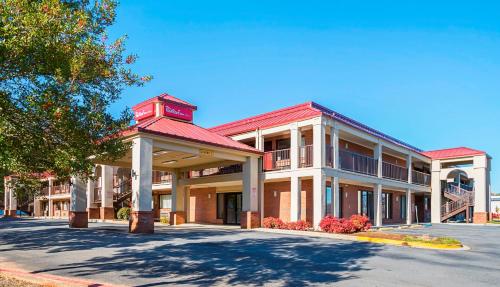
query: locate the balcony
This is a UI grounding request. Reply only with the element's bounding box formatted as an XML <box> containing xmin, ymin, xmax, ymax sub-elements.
<box><xmin>298</xmin><ymin>145</ymin><xmax>313</xmax><ymax>168</ymax></box>
<box><xmin>152</xmin><ymin>171</ymin><xmax>172</xmax><ymax>184</ymax></box>
<box><xmin>40</xmin><ymin>186</ymin><xmax>49</xmax><ymax>196</ymax></box>
<box><xmin>339</xmin><ymin>149</ymin><xmax>378</xmax><ymax>176</ymax></box>
<box><xmin>263</xmin><ymin>148</ymin><xmax>291</xmax><ymax>171</ymax></box>
<box><xmin>52</xmin><ymin>184</ymin><xmax>70</xmax><ymax>194</ymax></box>
<box><xmin>382</xmin><ymin>162</ymin><xmax>408</xmax><ymax>182</ymax></box>
<box><xmin>412</xmin><ymin>170</ymin><xmax>431</xmax><ymax>186</ymax></box>
<box><xmin>189</xmin><ymin>164</ymin><xmax>243</xmax><ymax>178</ymax></box>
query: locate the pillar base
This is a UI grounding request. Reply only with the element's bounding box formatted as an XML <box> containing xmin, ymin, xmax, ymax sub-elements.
<box><xmin>69</xmin><ymin>211</ymin><xmax>88</xmax><ymax>228</ymax></box>
<box><xmin>169</xmin><ymin>211</ymin><xmax>186</xmax><ymax>225</ymax></box>
<box><xmin>4</xmin><ymin>210</ymin><xmax>17</xmax><ymax>217</ymax></box>
<box><xmin>241</xmin><ymin>211</ymin><xmax>260</xmax><ymax>229</ymax></box>
<box><xmin>100</xmin><ymin>207</ymin><xmax>115</xmax><ymax>220</ymax></box>
<box><xmin>87</xmin><ymin>207</ymin><xmax>100</xmax><ymax>220</ymax></box>
<box><xmin>473</xmin><ymin>212</ymin><xmax>489</xmax><ymax>224</ymax></box>
<box><xmin>129</xmin><ymin>211</ymin><xmax>154</xmax><ymax>233</ymax></box>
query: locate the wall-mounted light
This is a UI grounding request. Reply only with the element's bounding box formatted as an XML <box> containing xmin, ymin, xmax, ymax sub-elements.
<box><xmin>273</xmin><ymin>191</ymin><xmax>277</xmax><ymax>198</ymax></box>
<box><xmin>208</xmin><ymin>193</ymin><xmax>211</xmax><ymax>199</ymax></box>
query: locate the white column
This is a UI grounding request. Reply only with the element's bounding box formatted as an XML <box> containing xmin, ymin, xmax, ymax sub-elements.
<box><xmin>406</xmin><ymin>189</ymin><xmax>412</xmax><ymax>225</ymax></box>
<box><xmin>313</xmin><ymin>119</ymin><xmax>326</xmax><ymax>168</ymax></box>
<box><xmin>101</xmin><ymin>165</ymin><xmax>114</xmax><ymax>208</ymax></box>
<box><xmin>131</xmin><ymin>137</ymin><xmax>153</xmax><ymax>212</ymax></box>
<box><xmin>374</xmin><ymin>143</ymin><xmax>383</xmax><ymax>178</ymax></box>
<box><xmin>171</xmin><ymin>172</ymin><xmax>185</xmax><ymax>213</ymax></box>
<box><xmin>290</xmin><ymin>176</ymin><xmax>301</xmax><ymax>222</ymax></box>
<box><xmin>430</xmin><ymin>160</ymin><xmax>441</xmax><ymax>223</ymax></box>
<box><xmin>3</xmin><ymin>180</ymin><xmax>7</xmax><ymax>214</ymax></box>
<box><xmin>243</xmin><ymin>157</ymin><xmax>259</xmax><ymax>212</ymax></box>
<box><xmin>332</xmin><ymin>126</ymin><xmax>340</xmax><ymax>169</ymax></box>
<box><xmin>48</xmin><ymin>178</ymin><xmax>53</xmax><ymax>217</ymax></box>
<box><xmin>313</xmin><ymin>171</ymin><xmax>326</xmax><ymax>228</ymax></box>
<box><xmin>407</xmin><ymin>155</ymin><xmax>413</xmax><ymax>184</ymax></box>
<box><xmin>290</xmin><ymin>123</ymin><xmax>301</xmax><ymax>169</ymax></box>
<box><xmin>332</xmin><ymin>176</ymin><xmax>340</xmax><ymax>217</ymax></box>
<box><xmin>255</xmin><ymin>129</ymin><xmax>264</xmax><ymax>151</ymax></box>
<box><xmin>473</xmin><ymin>155</ymin><xmax>489</xmax><ymax>213</ymax></box>
<box><xmin>374</xmin><ymin>184</ymin><xmax>383</xmax><ymax>226</ymax></box>
<box><xmin>86</xmin><ymin>179</ymin><xmax>95</xmax><ymax>208</ymax></box>
<box><xmin>70</xmin><ymin>176</ymin><xmax>87</xmax><ymax>213</ymax></box>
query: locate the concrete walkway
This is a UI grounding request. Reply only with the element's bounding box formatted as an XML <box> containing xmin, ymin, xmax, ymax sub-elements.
<box><xmin>0</xmin><ymin>218</ymin><xmax>499</xmax><ymax>286</ymax></box>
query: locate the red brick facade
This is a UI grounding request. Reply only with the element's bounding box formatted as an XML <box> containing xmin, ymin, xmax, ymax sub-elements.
<box><xmin>129</xmin><ymin>211</ymin><xmax>154</xmax><ymax>233</ymax></box>
<box><xmin>188</xmin><ymin>187</ymin><xmax>222</xmax><ymax>224</ymax></box>
<box><xmin>263</xmin><ymin>179</ymin><xmax>313</xmax><ymax>224</ymax></box>
<box><xmin>473</xmin><ymin>212</ymin><xmax>489</xmax><ymax>224</ymax></box>
<box><xmin>69</xmin><ymin>211</ymin><xmax>88</xmax><ymax>228</ymax></box>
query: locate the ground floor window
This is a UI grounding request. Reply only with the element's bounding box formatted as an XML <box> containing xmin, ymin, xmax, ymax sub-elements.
<box><xmin>400</xmin><ymin>195</ymin><xmax>407</xmax><ymax>219</ymax></box>
<box><xmin>216</xmin><ymin>193</ymin><xmax>224</xmax><ymax>219</ymax></box>
<box><xmin>360</xmin><ymin>190</ymin><xmax>374</xmax><ymax>220</ymax></box>
<box><xmin>339</xmin><ymin>187</ymin><xmax>344</xmax><ymax>218</ymax></box>
<box><xmin>382</xmin><ymin>192</ymin><xmax>392</xmax><ymax>219</ymax></box>
<box><xmin>159</xmin><ymin>194</ymin><xmax>172</xmax><ymax>209</ymax></box>
<box><xmin>326</xmin><ymin>186</ymin><xmax>332</xmax><ymax>216</ymax></box>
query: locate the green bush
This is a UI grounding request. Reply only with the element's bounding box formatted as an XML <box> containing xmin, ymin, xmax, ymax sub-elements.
<box><xmin>117</xmin><ymin>207</ymin><xmax>131</xmax><ymax>220</ymax></box>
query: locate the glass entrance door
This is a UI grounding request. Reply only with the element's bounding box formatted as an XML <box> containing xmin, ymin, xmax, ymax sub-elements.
<box><xmin>224</xmin><ymin>193</ymin><xmax>242</xmax><ymax>225</ymax></box>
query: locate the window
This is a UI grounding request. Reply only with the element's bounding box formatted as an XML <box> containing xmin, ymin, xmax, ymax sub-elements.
<box><xmin>339</xmin><ymin>187</ymin><xmax>344</xmax><ymax>218</ymax></box>
<box><xmin>216</xmin><ymin>193</ymin><xmax>224</xmax><ymax>219</ymax></box>
<box><xmin>325</xmin><ymin>186</ymin><xmax>332</xmax><ymax>215</ymax></box>
<box><xmin>160</xmin><ymin>194</ymin><xmax>172</xmax><ymax>209</ymax></box>
<box><xmin>360</xmin><ymin>191</ymin><xmax>374</xmax><ymax>220</ymax></box>
<box><xmin>382</xmin><ymin>193</ymin><xmax>393</xmax><ymax>219</ymax></box>
<box><xmin>264</xmin><ymin>141</ymin><xmax>273</xmax><ymax>152</ymax></box>
<box><xmin>400</xmin><ymin>195</ymin><xmax>407</xmax><ymax>219</ymax></box>
<box><xmin>276</xmin><ymin>139</ymin><xmax>290</xmax><ymax>150</ymax></box>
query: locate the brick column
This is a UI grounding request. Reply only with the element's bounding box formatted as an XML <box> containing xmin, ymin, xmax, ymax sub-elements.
<box><xmin>69</xmin><ymin>176</ymin><xmax>88</xmax><ymax>228</ymax></box>
<box><xmin>129</xmin><ymin>137</ymin><xmax>154</xmax><ymax>233</ymax></box>
<box><xmin>473</xmin><ymin>155</ymin><xmax>490</xmax><ymax>223</ymax></box>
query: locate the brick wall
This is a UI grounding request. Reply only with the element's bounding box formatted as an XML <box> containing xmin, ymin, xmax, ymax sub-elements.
<box><xmin>189</xmin><ymin>187</ymin><xmax>222</xmax><ymax>224</ymax></box>
<box><xmin>382</xmin><ymin>154</ymin><xmax>407</xmax><ymax>167</ymax></box>
<box><xmin>264</xmin><ymin>179</ymin><xmax>313</xmax><ymax>224</ymax></box>
<box><xmin>339</xmin><ymin>139</ymin><xmax>373</xmax><ymax>157</ymax></box>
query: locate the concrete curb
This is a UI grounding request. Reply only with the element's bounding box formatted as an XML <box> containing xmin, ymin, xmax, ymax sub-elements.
<box><xmin>254</xmin><ymin>228</ymin><xmax>469</xmax><ymax>251</ymax></box>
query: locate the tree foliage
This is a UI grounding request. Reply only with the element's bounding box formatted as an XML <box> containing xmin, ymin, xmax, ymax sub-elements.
<box><xmin>0</xmin><ymin>0</ymin><xmax>150</xmax><ymax>196</ymax></box>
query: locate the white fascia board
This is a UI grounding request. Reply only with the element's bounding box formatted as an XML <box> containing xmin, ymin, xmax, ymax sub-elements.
<box><xmin>231</xmin><ymin>131</ymin><xmax>258</xmax><ymax>141</ymax></box>
<box><xmin>179</xmin><ymin>173</ymin><xmax>243</xmax><ymax>186</ymax></box>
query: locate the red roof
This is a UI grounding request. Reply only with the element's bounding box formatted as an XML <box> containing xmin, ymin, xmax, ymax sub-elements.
<box><xmin>422</xmin><ymin>147</ymin><xmax>485</xmax><ymax>159</ymax></box>
<box><xmin>124</xmin><ymin>117</ymin><xmax>261</xmax><ymax>154</ymax></box>
<box><xmin>132</xmin><ymin>93</ymin><xmax>197</xmax><ymax>110</ymax></box>
<box><xmin>209</xmin><ymin>102</ymin><xmax>323</xmax><ymax>136</ymax></box>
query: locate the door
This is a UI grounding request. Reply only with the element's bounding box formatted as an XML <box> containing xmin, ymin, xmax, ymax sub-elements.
<box><xmin>224</xmin><ymin>193</ymin><xmax>242</xmax><ymax>225</ymax></box>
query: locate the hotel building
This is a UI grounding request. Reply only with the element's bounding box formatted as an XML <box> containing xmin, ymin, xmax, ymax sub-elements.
<box><xmin>4</xmin><ymin>94</ymin><xmax>493</xmax><ymax>232</ymax></box>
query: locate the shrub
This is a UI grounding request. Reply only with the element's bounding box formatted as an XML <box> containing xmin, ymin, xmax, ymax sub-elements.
<box><xmin>117</xmin><ymin>207</ymin><xmax>131</xmax><ymax>220</ymax></box>
<box><xmin>319</xmin><ymin>215</ymin><xmax>371</xmax><ymax>234</ymax></box>
<box><xmin>492</xmin><ymin>213</ymin><xmax>500</xmax><ymax>220</ymax></box>
<box><xmin>263</xmin><ymin>217</ymin><xmax>285</xmax><ymax>229</ymax></box>
<box><xmin>160</xmin><ymin>216</ymin><xmax>169</xmax><ymax>224</ymax></box>
<box><xmin>285</xmin><ymin>220</ymin><xmax>311</xmax><ymax>231</ymax></box>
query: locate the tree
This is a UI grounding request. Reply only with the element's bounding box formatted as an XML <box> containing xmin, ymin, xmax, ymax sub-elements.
<box><xmin>0</xmin><ymin>0</ymin><xmax>150</xmax><ymax>197</ymax></box>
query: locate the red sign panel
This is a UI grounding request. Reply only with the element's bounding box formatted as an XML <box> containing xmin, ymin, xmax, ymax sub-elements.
<box><xmin>164</xmin><ymin>102</ymin><xmax>193</xmax><ymax>122</ymax></box>
<box><xmin>134</xmin><ymin>103</ymin><xmax>155</xmax><ymax>121</ymax></box>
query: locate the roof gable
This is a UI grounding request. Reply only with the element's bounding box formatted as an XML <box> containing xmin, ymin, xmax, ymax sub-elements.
<box><xmin>422</xmin><ymin>147</ymin><xmax>485</xmax><ymax>159</ymax></box>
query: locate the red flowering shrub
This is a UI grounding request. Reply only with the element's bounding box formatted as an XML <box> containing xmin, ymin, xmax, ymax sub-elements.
<box><xmin>319</xmin><ymin>215</ymin><xmax>371</xmax><ymax>234</ymax></box>
<box><xmin>285</xmin><ymin>220</ymin><xmax>311</xmax><ymax>231</ymax></box>
<box><xmin>492</xmin><ymin>213</ymin><xmax>500</xmax><ymax>220</ymax></box>
<box><xmin>349</xmin><ymin>214</ymin><xmax>372</xmax><ymax>231</ymax></box>
<box><xmin>263</xmin><ymin>217</ymin><xmax>285</xmax><ymax>229</ymax></box>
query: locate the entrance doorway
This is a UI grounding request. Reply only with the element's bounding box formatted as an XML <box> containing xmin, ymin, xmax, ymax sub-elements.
<box><xmin>224</xmin><ymin>193</ymin><xmax>242</xmax><ymax>225</ymax></box>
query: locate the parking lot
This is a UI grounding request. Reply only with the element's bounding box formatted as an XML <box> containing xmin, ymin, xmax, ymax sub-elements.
<box><xmin>0</xmin><ymin>218</ymin><xmax>499</xmax><ymax>286</ymax></box>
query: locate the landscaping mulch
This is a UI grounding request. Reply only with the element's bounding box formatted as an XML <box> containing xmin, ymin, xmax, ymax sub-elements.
<box><xmin>356</xmin><ymin>232</ymin><xmax>406</xmax><ymax>240</ymax></box>
<box><xmin>0</xmin><ymin>274</ymin><xmax>44</xmax><ymax>287</ymax></box>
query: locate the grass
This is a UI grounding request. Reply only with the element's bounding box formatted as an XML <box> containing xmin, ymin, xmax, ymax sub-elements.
<box><xmin>488</xmin><ymin>220</ymin><xmax>500</xmax><ymax>224</ymax></box>
<box><xmin>403</xmin><ymin>235</ymin><xmax>462</xmax><ymax>246</ymax></box>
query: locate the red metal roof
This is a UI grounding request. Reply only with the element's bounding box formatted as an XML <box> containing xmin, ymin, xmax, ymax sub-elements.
<box><xmin>209</xmin><ymin>101</ymin><xmax>423</xmax><ymax>153</ymax></box>
<box><xmin>209</xmin><ymin>102</ymin><xmax>323</xmax><ymax>136</ymax></box>
<box><xmin>124</xmin><ymin>117</ymin><xmax>262</xmax><ymax>154</ymax></box>
<box><xmin>422</xmin><ymin>147</ymin><xmax>485</xmax><ymax>160</ymax></box>
<box><xmin>132</xmin><ymin>93</ymin><xmax>197</xmax><ymax>110</ymax></box>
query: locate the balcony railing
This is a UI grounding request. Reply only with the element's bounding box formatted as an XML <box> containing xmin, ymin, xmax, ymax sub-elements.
<box><xmin>382</xmin><ymin>162</ymin><xmax>408</xmax><ymax>182</ymax></box>
<box><xmin>52</xmin><ymin>184</ymin><xmax>70</xmax><ymax>194</ymax></box>
<box><xmin>93</xmin><ymin>186</ymin><xmax>102</xmax><ymax>203</ymax></box>
<box><xmin>326</xmin><ymin>145</ymin><xmax>334</xmax><ymax>167</ymax></box>
<box><xmin>152</xmin><ymin>171</ymin><xmax>172</xmax><ymax>184</ymax></box>
<box><xmin>298</xmin><ymin>145</ymin><xmax>313</xmax><ymax>168</ymax></box>
<box><xmin>41</xmin><ymin>187</ymin><xmax>49</xmax><ymax>196</ymax></box>
<box><xmin>263</xmin><ymin>148</ymin><xmax>291</xmax><ymax>171</ymax></box>
<box><xmin>339</xmin><ymin>149</ymin><xmax>378</xmax><ymax>176</ymax></box>
<box><xmin>412</xmin><ymin>170</ymin><xmax>431</xmax><ymax>186</ymax></box>
<box><xmin>189</xmin><ymin>164</ymin><xmax>243</xmax><ymax>178</ymax></box>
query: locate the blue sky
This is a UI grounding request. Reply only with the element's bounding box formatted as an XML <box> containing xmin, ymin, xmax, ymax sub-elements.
<box><xmin>108</xmin><ymin>1</ymin><xmax>499</xmax><ymax>193</ymax></box>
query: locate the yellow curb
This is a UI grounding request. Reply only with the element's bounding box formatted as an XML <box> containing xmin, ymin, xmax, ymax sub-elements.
<box><xmin>356</xmin><ymin>236</ymin><xmax>463</xmax><ymax>250</ymax></box>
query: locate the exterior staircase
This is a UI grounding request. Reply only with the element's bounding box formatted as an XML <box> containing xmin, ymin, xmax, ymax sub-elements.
<box><xmin>113</xmin><ymin>178</ymin><xmax>132</xmax><ymax>206</ymax></box>
<box><xmin>441</xmin><ymin>184</ymin><xmax>474</xmax><ymax>222</ymax></box>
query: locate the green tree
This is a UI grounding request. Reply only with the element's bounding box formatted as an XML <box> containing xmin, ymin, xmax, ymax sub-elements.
<box><xmin>0</xmin><ymin>0</ymin><xmax>150</xmax><ymax>197</ymax></box>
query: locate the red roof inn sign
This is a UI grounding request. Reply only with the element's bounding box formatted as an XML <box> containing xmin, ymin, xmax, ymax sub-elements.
<box><xmin>164</xmin><ymin>102</ymin><xmax>193</xmax><ymax>122</ymax></box>
<box><xmin>133</xmin><ymin>94</ymin><xmax>196</xmax><ymax>123</ymax></box>
<box><xmin>134</xmin><ymin>103</ymin><xmax>155</xmax><ymax>121</ymax></box>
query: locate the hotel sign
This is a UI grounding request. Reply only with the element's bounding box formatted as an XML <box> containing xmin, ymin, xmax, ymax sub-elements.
<box><xmin>164</xmin><ymin>102</ymin><xmax>193</xmax><ymax>122</ymax></box>
<box><xmin>134</xmin><ymin>103</ymin><xmax>155</xmax><ymax>121</ymax></box>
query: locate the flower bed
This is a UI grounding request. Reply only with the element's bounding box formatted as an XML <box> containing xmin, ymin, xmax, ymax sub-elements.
<box><xmin>262</xmin><ymin>217</ymin><xmax>311</xmax><ymax>231</ymax></box>
<box><xmin>319</xmin><ymin>215</ymin><xmax>371</xmax><ymax>234</ymax></box>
